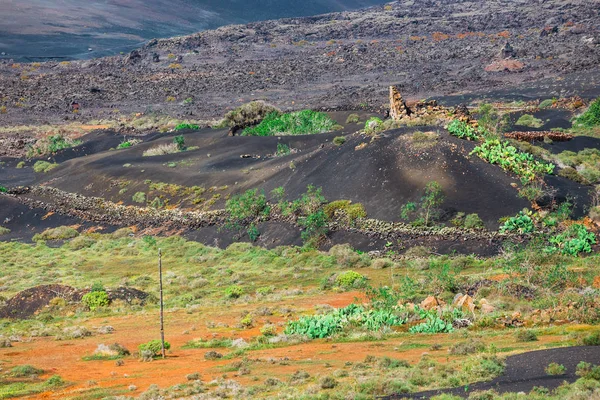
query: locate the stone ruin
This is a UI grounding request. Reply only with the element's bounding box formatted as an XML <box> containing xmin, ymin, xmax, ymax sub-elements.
<box><xmin>388</xmin><ymin>86</ymin><xmax>478</xmax><ymax>128</ymax></box>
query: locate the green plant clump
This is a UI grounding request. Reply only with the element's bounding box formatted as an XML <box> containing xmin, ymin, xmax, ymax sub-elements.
<box><xmin>333</xmin><ymin>136</ymin><xmax>346</xmax><ymax>146</ymax></box>
<box><xmin>132</xmin><ymin>192</ymin><xmax>146</xmax><ymax>204</ymax></box>
<box><xmin>346</xmin><ymin>114</ymin><xmax>360</xmax><ymax>124</ymax></box>
<box><xmin>574</xmin><ymin>97</ymin><xmax>600</xmax><ymax>127</ymax></box>
<box><xmin>447</xmin><ymin>119</ymin><xmax>480</xmax><ymax>140</ymax></box>
<box><xmin>409</xmin><ymin>315</ymin><xmax>454</xmax><ymax>334</ymax></box>
<box><xmin>174</xmin><ymin>123</ymin><xmax>200</xmax><ymax>131</ymax></box>
<box><xmin>500</xmin><ymin>211</ymin><xmax>535</xmax><ymax>234</ymax></box>
<box><xmin>33</xmin><ymin>161</ymin><xmax>59</xmax><ymax>173</ymax></box>
<box><xmin>275</xmin><ymin>142</ymin><xmax>291</xmax><ymax>156</ymax></box>
<box><xmin>32</xmin><ymin>226</ymin><xmax>79</xmax><ymax>241</ymax></box>
<box><xmin>549</xmin><ymin>224</ymin><xmax>596</xmax><ymax>256</ymax></box>
<box><xmin>139</xmin><ymin>339</ymin><xmax>171</xmax><ymax>357</ymax></box>
<box><xmin>471</xmin><ymin>139</ymin><xmax>555</xmax><ymax>181</ymax></box>
<box><xmin>225</xmin><ymin>285</ymin><xmax>244</xmax><ymax>299</ymax></box>
<box><xmin>335</xmin><ymin>271</ymin><xmax>367</xmax><ymax>289</ymax></box>
<box><xmin>242</xmin><ymin>110</ymin><xmax>340</xmax><ymax>136</ymax></box>
<box><xmin>516</xmin><ymin>114</ymin><xmax>544</xmax><ymax>128</ymax></box>
<box><xmin>81</xmin><ymin>291</ymin><xmax>110</xmax><ymax>311</ymax></box>
<box><xmin>285</xmin><ymin>304</ymin><xmax>406</xmax><ymax>339</ymax></box>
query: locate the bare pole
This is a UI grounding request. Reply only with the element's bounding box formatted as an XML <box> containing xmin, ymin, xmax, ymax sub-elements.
<box><xmin>158</xmin><ymin>248</ymin><xmax>166</xmax><ymax>359</ymax></box>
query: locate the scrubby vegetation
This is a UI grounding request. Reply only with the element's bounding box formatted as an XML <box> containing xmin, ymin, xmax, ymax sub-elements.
<box><xmin>242</xmin><ymin>110</ymin><xmax>341</xmax><ymax>136</ymax></box>
<box><xmin>222</xmin><ymin>101</ymin><xmax>280</xmax><ymax>129</ymax></box>
<box><xmin>516</xmin><ymin>114</ymin><xmax>544</xmax><ymax>128</ymax></box>
<box><xmin>27</xmin><ymin>134</ymin><xmax>82</xmax><ymax>157</ymax></box>
<box><xmin>471</xmin><ymin>140</ymin><xmax>555</xmax><ymax>181</ymax></box>
<box><xmin>447</xmin><ymin>119</ymin><xmax>480</xmax><ymax>140</ymax></box>
<box><xmin>33</xmin><ymin>161</ymin><xmax>58</xmax><ymax>173</ymax></box>
<box><xmin>574</xmin><ymin>97</ymin><xmax>600</xmax><ymax>127</ymax></box>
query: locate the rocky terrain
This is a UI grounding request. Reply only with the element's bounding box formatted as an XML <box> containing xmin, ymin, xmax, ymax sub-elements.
<box><xmin>0</xmin><ymin>0</ymin><xmax>599</xmax><ymax>127</ymax></box>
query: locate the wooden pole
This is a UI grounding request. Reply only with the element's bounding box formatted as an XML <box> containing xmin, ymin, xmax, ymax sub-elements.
<box><xmin>159</xmin><ymin>248</ymin><xmax>166</xmax><ymax>359</ymax></box>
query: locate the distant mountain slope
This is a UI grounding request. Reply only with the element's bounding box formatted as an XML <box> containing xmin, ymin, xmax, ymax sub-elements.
<box><xmin>0</xmin><ymin>0</ymin><xmax>387</xmax><ymax>60</ymax></box>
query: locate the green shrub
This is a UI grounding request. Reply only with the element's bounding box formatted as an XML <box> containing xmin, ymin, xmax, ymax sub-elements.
<box><xmin>27</xmin><ymin>135</ymin><xmax>82</xmax><ymax>157</ymax></box>
<box><xmin>545</xmin><ymin>362</ymin><xmax>566</xmax><ymax>376</ymax></box>
<box><xmin>299</xmin><ymin>209</ymin><xmax>329</xmax><ymax>244</ymax></box>
<box><xmin>323</xmin><ymin>200</ymin><xmax>366</xmax><ymax>224</ymax></box>
<box><xmin>335</xmin><ymin>271</ymin><xmax>367</xmax><ymax>289</ymax></box>
<box><xmin>500</xmin><ymin>211</ymin><xmax>534</xmax><ymax>234</ymax></box>
<box><xmin>139</xmin><ymin>339</ymin><xmax>171</xmax><ymax>357</ymax></box>
<box><xmin>11</xmin><ymin>365</ymin><xmax>44</xmax><ymax>377</ymax></box>
<box><xmin>0</xmin><ymin>226</ymin><xmax>10</xmax><ymax>235</ymax></box>
<box><xmin>222</xmin><ymin>101</ymin><xmax>280</xmax><ymax>128</ymax></box>
<box><xmin>401</xmin><ymin>181</ymin><xmax>445</xmax><ymax>226</ymax></box>
<box><xmin>516</xmin><ymin>114</ymin><xmax>544</xmax><ymax>128</ymax></box>
<box><xmin>539</xmin><ymin>99</ymin><xmax>555</xmax><ymax>109</ymax></box>
<box><xmin>285</xmin><ymin>304</ymin><xmax>406</xmax><ymax>339</ymax></box>
<box><xmin>275</xmin><ymin>142</ymin><xmax>291</xmax><ymax>156</ymax></box>
<box><xmin>0</xmin><ymin>186</ymin><xmax>6</xmax><ymax>193</ymax></box>
<box><xmin>33</xmin><ymin>161</ymin><xmax>58</xmax><ymax>173</ymax></box>
<box><xmin>574</xmin><ymin>97</ymin><xmax>600</xmax><ymax>127</ymax></box>
<box><xmin>447</xmin><ymin>119</ymin><xmax>479</xmax><ymax>140</ymax></box>
<box><xmin>117</xmin><ymin>138</ymin><xmax>141</xmax><ymax>149</ymax></box>
<box><xmin>173</xmin><ymin>135</ymin><xmax>186</xmax><ymax>150</ymax></box>
<box><xmin>46</xmin><ymin>375</ymin><xmax>64</xmax><ymax>387</ymax></box>
<box><xmin>471</xmin><ymin>140</ymin><xmax>555</xmax><ymax>181</ymax></box>
<box><xmin>557</xmin><ymin>149</ymin><xmax>600</xmax><ymax>184</ymax></box>
<box><xmin>549</xmin><ymin>224</ymin><xmax>596</xmax><ymax>256</ymax></box>
<box><xmin>346</xmin><ymin>114</ymin><xmax>360</xmax><ymax>124</ymax></box>
<box><xmin>464</xmin><ymin>213</ymin><xmax>485</xmax><ymax>229</ymax></box>
<box><xmin>409</xmin><ymin>315</ymin><xmax>453</xmax><ymax>334</ymax></box>
<box><xmin>583</xmin><ymin>332</ymin><xmax>600</xmax><ymax>346</ymax></box>
<box><xmin>515</xmin><ymin>330</ymin><xmax>538</xmax><ymax>342</ymax></box>
<box><xmin>174</xmin><ymin>123</ymin><xmax>199</xmax><ymax>131</ymax></box>
<box><xmin>132</xmin><ymin>192</ymin><xmax>146</xmax><ymax>204</ymax></box>
<box><xmin>225</xmin><ymin>285</ymin><xmax>244</xmax><ymax>299</ymax></box>
<box><xmin>242</xmin><ymin>110</ymin><xmax>340</xmax><ymax>136</ymax></box>
<box><xmin>82</xmin><ymin>291</ymin><xmax>110</xmax><ymax>310</ymax></box>
<box><xmin>16</xmin><ymin>161</ymin><xmax>26</xmax><ymax>168</ymax></box>
<box><xmin>333</xmin><ymin>136</ymin><xmax>346</xmax><ymax>146</ymax></box>
<box><xmin>364</xmin><ymin>117</ymin><xmax>384</xmax><ymax>135</ymax></box>
<box><xmin>32</xmin><ymin>226</ymin><xmax>79</xmax><ymax>241</ymax></box>
<box><xmin>449</xmin><ymin>339</ymin><xmax>486</xmax><ymax>355</ymax></box>
<box><xmin>226</xmin><ymin>189</ymin><xmax>269</xmax><ymax>226</ymax></box>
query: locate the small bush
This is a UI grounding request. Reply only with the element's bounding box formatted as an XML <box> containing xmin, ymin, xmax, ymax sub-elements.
<box><xmin>82</xmin><ymin>291</ymin><xmax>110</xmax><ymax>311</ymax></box>
<box><xmin>464</xmin><ymin>213</ymin><xmax>485</xmax><ymax>229</ymax></box>
<box><xmin>335</xmin><ymin>271</ymin><xmax>367</xmax><ymax>288</ymax></box>
<box><xmin>515</xmin><ymin>330</ymin><xmax>538</xmax><ymax>342</ymax></box>
<box><xmin>33</xmin><ymin>161</ymin><xmax>58</xmax><ymax>173</ymax></box>
<box><xmin>173</xmin><ymin>135</ymin><xmax>186</xmax><ymax>150</ymax></box>
<box><xmin>16</xmin><ymin>161</ymin><xmax>26</xmax><ymax>168</ymax></box>
<box><xmin>225</xmin><ymin>285</ymin><xmax>244</xmax><ymax>299</ymax></box>
<box><xmin>447</xmin><ymin>119</ymin><xmax>479</xmax><ymax>140</ymax></box>
<box><xmin>364</xmin><ymin>117</ymin><xmax>384</xmax><ymax>135</ymax></box>
<box><xmin>320</xmin><ymin>376</ymin><xmax>338</xmax><ymax>389</ymax></box>
<box><xmin>450</xmin><ymin>340</ymin><xmax>486</xmax><ymax>355</ymax></box>
<box><xmin>32</xmin><ymin>226</ymin><xmax>79</xmax><ymax>241</ymax></box>
<box><xmin>574</xmin><ymin>97</ymin><xmax>600</xmax><ymax>127</ymax></box>
<box><xmin>500</xmin><ymin>211</ymin><xmax>534</xmax><ymax>234</ymax></box>
<box><xmin>223</xmin><ymin>101</ymin><xmax>280</xmax><ymax>128</ymax></box>
<box><xmin>132</xmin><ymin>192</ymin><xmax>146</xmax><ymax>204</ymax></box>
<box><xmin>545</xmin><ymin>362</ymin><xmax>566</xmax><ymax>376</ymax></box>
<box><xmin>242</xmin><ymin>110</ymin><xmax>340</xmax><ymax>136</ymax></box>
<box><xmin>346</xmin><ymin>114</ymin><xmax>360</xmax><ymax>124</ymax></box>
<box><xmin>539</xmin><ymin>99</ymin><xmax>555</xmax><ymax>108</ymax></box>
<box><xmin>0</xmin><ymin>226</ymin><xmax>10</xmax><ymax>235</ymax></box>
<box><xmin>11</xmin><ymin>365</ymin><xmax>44</xmax><ymax>377</ymax></box>
<box><xmin>139</xmin><ymin>339</ymin><xmax>171</xmax><ymax>357</ymax></box>
<box><xmin>333</xmin><ymin>136</ymin><xmax>346</xmax><ymax>146</ymax></box>
<box><xmin>583</xmin><ymin>332</ymin><xmax>600</xmax><ymax>346</ymax></box>
<box><xmin>516</xmin><ymin>114</ymin><xmax>544</xmax><ymax>128</ymax></box>
<box><xmin>46</xmin><ymin>375</ymin><xmax>64</xmax><ymax>387</ymax></box>
<box><xmin>174</xmin><ymin>124</ymin><xmax>199</xmax><ymax>131</ymax></box>
<box><xmin>143</xmin><ymin>143</ymin><xmax>180</xmax><ymax>157</ymax></box>
<box><xmin>276</xmin><ymin>142</ymin><xmax>291</xmax><ymax>156</ymax></box>
<box><xmin>204</xmin><ymin>350</ymin><xmax>223</xmax><ymax>360</ymax></box>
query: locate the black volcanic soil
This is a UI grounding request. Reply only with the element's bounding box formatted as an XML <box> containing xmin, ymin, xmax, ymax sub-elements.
<box><xmin>0</xmin><ymin>0</ymin><xmax>599</xmax><ymax>126</ymax></box>
<box><xmin>394</xmin><ymin>346</ymin><xmax>600</xmax><ymax>399</ymax></box>
<box><xmin>29</xmin><ymin>126</ymin><xmax>536</xmax><ymax>228</ymax></box>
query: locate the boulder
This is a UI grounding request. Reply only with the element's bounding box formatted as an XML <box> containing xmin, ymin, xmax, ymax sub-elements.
<box><xmin>420</xmin><ymin>295</ymin><xmax>444</xmax><ymax>310</ymax></box>
<box><xmin>453</xmin><ymin>294</ymin><xmax>475</xmax><ymax>313</ymax></box>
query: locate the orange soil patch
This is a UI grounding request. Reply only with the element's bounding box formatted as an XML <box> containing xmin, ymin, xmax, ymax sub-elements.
<box><xmin>485</xmin><ymin>60</ymin><xmax>525</xmax><ymax>72</ymax></box>
<box><xmin>1</xmin><ymin>292</ymin><xmax>365</xmax><ymax>398</ymax></box>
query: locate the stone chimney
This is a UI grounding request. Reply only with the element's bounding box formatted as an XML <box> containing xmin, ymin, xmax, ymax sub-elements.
<box><xmin>389</xmin><ymin>86</ymin><xmax>411</xmax><ymax>121</ymax></box>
